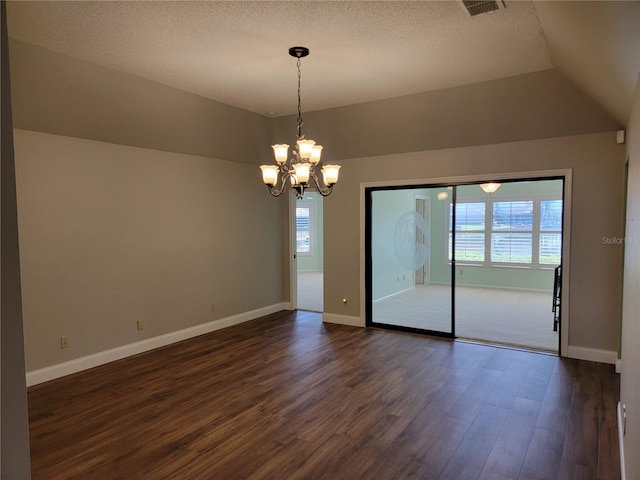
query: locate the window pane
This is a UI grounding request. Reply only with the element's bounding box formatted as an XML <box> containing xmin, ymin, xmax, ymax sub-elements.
<box><xmin>540</xmin><ymin>233</ymin><xmax>561</xmax><ymax>265</ymax></box>
<box><xmin>449</xmin><ymin>232</ymin><xmax>484</xmax><ymax>261</ymax></box>
<box><xmin>450</xmin><ymin>203</ymin><xmax>485</xmax><ymax>231</ymax></box>
<box><xmin>296</xmin><ymin>206</ymin><xmax>311</xmax><ymax>253</ymax></box>
<box><xmin>491</xmin><ymin>233</ymin><xmax>532</xmax><ymax>263</ymax></box>
<box><xmin>296</xmin><ymin>231</ymin><xmax>310</xmax><ymax>253</ymax></box>
<box><xmin>540</xmin><ymin>200</ymin><xmax>562</xmax><ymax>231</ymax></box>
<box><xmin>492</xmin><ymin>201</ymin><xmax>533</xmax><ymax>231</ymax></box>
<box><xmin>296</xmin><ymin>207</ymin><xmax>310</xmax><ymax>229</ymax></box>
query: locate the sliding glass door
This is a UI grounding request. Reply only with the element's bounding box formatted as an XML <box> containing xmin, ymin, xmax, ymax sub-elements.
<box><xmin>367</xmin><ymin>186</ymin><xmax>453</xmax><ymax>337</ymax></box>
<box><xmin>366</xmin><ymin>178</ymin><xmax>563</xmax><ymax>353</ymax></box>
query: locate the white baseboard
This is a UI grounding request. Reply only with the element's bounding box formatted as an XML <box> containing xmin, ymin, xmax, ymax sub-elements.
<box><xmin>26</xmin><ymin>303</ymin><xmax>286</xmax><ymax>387</ymax></box>
<box><xmin>322</xmin><ymin>313</ymin><xmax>364</xmax><ymax>328</ymax></box>
<box><xmin>566</xmin><ymin>345</ymin><xmax>618</xmax><ymax>365</ymax></box>
<box><xmin>618</xmin><ymin>402</ymin><xmax>626</xmax><ymax>480</ymax></box>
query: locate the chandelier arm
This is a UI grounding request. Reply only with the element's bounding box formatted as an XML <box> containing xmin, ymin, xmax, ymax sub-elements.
<box><xmin>267</xmin><ymin>168</ymin><xmax>292</xmax><ymax>197</ymax></box>
<box><xmin>267</xmin><ymin>185</ymin><xmax>283</xmax><ymax>197</ymax></box>
<box><xmin>316</xmin><ymin>185</ymin><xmax>334</xmax><ymax>197</ymax></box>
<box><xmin>309</xmin><ymin>171</ymin><xmax>333</xmax><ymax>197</ymax></box>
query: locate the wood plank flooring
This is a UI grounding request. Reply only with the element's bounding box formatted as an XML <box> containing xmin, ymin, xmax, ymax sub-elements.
<box><xmin>28</xmin><ymin>310</ymin><xmax>620</xmax><ymax>479</ymax></box>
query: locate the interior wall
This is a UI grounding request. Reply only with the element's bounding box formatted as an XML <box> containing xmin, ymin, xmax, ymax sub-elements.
<box><xmin>370</xmin><ymin>189</ymin><xmax>415</xmax><ymax>300</ymax></box>
<box><xmin>8</xmin><ymin>40</ymin><xmax>272</xmax><ymax>166</ymax></box>
<box><xmin>14</xmin><ymin>130</ymin><xmax>284</xmax><ymax>372</ymax></box>
<box><xmin>323</xmin><ymin>132</ymin><xmax>626</xmax><ymax>355</ymax></box>
<box><xmin>620</xmin><ymin>74</ymin><xmax>640</xmax><ymax>480</ymax></box>
<box><xmin>271</xmin><ymin>69</ymin><xmax>619</xmax><ymax>162</ymax></box>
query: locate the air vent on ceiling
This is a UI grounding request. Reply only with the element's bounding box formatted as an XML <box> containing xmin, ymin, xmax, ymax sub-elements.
<box><xmin>460</xmin><ymin>0</ymin><xmax>506</xmax><ymax>17</ymax></box>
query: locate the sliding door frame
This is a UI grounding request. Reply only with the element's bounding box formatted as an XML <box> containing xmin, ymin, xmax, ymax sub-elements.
<box><xmin>365</xmin><ymin>184</ymin><xmax>456</xmax><ymax>338</ymax></box>
<box><xmin>361</xmin><ymin>169</ymin><xmax>572</xmax><ymax>357</ymax></box>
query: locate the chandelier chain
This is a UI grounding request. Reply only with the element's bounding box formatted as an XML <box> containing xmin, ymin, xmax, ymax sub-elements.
<box><xmin>296</xmin><ymin>57</ymin><xmax>303</xmax><ymax>139</ymax></box>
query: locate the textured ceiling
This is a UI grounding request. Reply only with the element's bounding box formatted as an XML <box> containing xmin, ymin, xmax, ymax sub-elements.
<box><xmin>5</xmin><ymin>1</ymin><xmax>640</xmax><ymax>122</ymax></box>
<box><xmin>6</xmin><ymin>0</ymin><xmax>553</xmax><ymax>116</ymax></box>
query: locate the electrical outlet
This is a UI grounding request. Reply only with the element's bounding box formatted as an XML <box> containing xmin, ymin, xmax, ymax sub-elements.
<box><xmin>210</xmin><ymin>303</ymin><xmax>216</xmax><ymax>312</ymax></box>
<box><xmin>60</xmin><ymin>336</ymin><xmax>69</xmax><ymax>349</ymax></box>
<box><xmin>137</xmin><ymin>320</ymin><xmax>145</xmax><ymax>331</ymax></box>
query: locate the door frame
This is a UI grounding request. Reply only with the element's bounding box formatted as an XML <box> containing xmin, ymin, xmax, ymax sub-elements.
<box><xmin>287</xmin><ymin>189</ymin><xmax>298</xmax><ymax>310</ymax></box>
<box><xmin>414</xmin><ymin>194</ymin><xmax>431</xmax><ymax>285</ymax></box>
<box><xmin>288</xmin><ymin>189</ymin><xmax>325</xmax><ymax>312</ymax></box>
<box><xmin>360</xmin><ymin>169</ymin><xmax>572</xmax><ymax>357</ymax></box>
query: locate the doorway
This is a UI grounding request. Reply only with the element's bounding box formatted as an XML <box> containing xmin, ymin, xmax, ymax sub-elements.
<box><xmin>296</xmin><ymin>191</ymin><xmax>323</xmax><ymax>312</ymax></box>
<box><xmin>366</xmin><ymin>177</ymin><xmax>565</xmax><ymax>354</ymax></box>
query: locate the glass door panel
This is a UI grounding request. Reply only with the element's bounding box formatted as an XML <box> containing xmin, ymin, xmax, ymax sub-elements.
<box><xmin>368</xmin><ymin>186</ymin><xmax>453</xmax><ymax>336</ymax></box>
<box><xmin>453</xmin><ymin>181</ymin><xmax>561</xmax><ymax>353</ymax></box>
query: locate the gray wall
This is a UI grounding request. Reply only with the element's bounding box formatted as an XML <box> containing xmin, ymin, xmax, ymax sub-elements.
<box><xmin>15</xmin><ymin>130</ymin><xmax>284</xmax><ymax>371</ymax></box>
<box><xmin>8</xmin><ymin>40</ymin><xmax>285</xmax><ymax>372</ymax></box>
<box><xmin>370</xmin><ymin>189</ymin><xmax>416</xmax><ymax>300</ymax></box>
<box><xmin>323</xmin><ymin>133</ymin><xmax>626</xmax><ymax>354</ymax></box>
<box><xmin>271</xmin><ymin>68</ymin><xmax>619</xmax><ymax>162</ymax></box>
<box><xmin>9</xmin><ymin>40</ymin><xmax>273</xmax><ymax>166</ymax></box>
<box><xmin>620</xmin><ymin>73</ymin><xmax>640</xmax><ymax>480</ymax></box>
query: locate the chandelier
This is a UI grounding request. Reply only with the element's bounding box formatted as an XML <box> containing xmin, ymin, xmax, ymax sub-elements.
<box><xmin>260</xmin><ymin>46</ymin><xmax>340</xmax><ymax>198</ymax></box>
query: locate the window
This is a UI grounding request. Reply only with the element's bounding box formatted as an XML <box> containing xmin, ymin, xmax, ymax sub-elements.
<box><xmin>539</xmin><ymin>200</ymin><xmax>562</xmax><ymax>265</ymax></box>
<box><xmin>448</xmin><ymin>195</ymin><xmax>562</xmax><ymax>268</ymax></box>
<box><xmin>296</xmin><ymin>206</ymin><xmax>311</xmax><ymax>254</ymax></box>
<box><xmin>448</xmin><ymin>203</ymin><xmax>485</xmax><ymax>262</ymax></box>
<box><xmin>491</xmin><ymin>201</ymin><xmax>533</xmax><ymax>264</ymax></box>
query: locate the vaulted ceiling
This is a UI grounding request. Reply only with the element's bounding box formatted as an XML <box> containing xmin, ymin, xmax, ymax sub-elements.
<box><xmin>6</xmin><ymin>1</ymin><xmax>640</xmax><ymax>124</ymax></box>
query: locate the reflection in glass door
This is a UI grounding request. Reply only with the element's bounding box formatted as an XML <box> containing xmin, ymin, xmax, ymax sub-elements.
<box><xmin>367</xmin><ymin>186</ymin><xmax>453</xmax><ymax>337</ymax></box>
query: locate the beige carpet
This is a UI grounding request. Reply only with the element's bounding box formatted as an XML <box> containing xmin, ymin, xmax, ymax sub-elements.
<box><xmin>297</xmin><ymin>271</ymin><xmax>323</xmax><ymax>312</ymax></box>
<box><xmin>373</xmin><ymin>284</ymin><xmax>558</xmax><ymax>352</ymax></box>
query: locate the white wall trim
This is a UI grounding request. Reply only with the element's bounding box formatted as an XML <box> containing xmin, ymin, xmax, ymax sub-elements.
<box><xmin>618</xmin><ymin>402</ymin><xmax>627</xmax><ymax>480</ymax></box>
<box><xmin>616</xmin><ymin>359</ymin><xmax>622</xmax><ymax>374</ymax></box>
<box><xmin>26</xmin><ymin>303</ymin><xmax>286</xmax><ymax>387</ymax></box>
<box><xmin>566</xmin><ymin>345</ymin><xmax>618</xmax><ymax>365</ymax></box>
<box><xmin>322</xmin><ymin>313</ymin><xmax>364</xmax><ymax>328</ymax></box>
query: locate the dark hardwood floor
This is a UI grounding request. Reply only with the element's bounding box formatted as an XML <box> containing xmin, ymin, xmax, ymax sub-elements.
<box><xmin>28</xmin><ymin>310</ymin><xmax>620</xmax><ymax>479</ymax></box>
